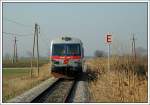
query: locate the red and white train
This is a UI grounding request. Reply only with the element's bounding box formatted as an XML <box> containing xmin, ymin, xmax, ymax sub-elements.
<box><xmin>50</xmin><ymin>36</ymin><xmax>84</xmax><ymax>78</ymax></box>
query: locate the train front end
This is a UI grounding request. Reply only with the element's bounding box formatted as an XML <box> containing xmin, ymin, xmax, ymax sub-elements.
<box><xmin>50</xmin><ymin>37</ymin><xmax>84</xmax><ymax>78</ymax></box>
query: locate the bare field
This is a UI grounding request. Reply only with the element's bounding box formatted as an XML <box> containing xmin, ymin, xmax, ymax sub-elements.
<box><xmin>86</xmin><ymin>56</ymin><xmax>148</xmax><ymax>102</ymax></box>
<box><xmin>2</xmin><ymin>63</ymin><xmax>52</xmax><ymax>102</ymax></box>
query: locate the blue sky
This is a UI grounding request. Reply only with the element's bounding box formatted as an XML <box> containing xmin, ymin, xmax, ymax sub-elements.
<box><xmin>2</xmin><ymin>3</ymin><xmax>148</xmax><ymax>57</ymax></box>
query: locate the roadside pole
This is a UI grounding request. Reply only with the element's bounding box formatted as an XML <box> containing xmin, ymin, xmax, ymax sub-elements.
<box><xmin>105</xmin><ymin>33</ymin><xmax>112</xmax><ymax>72</ymax></box>
<box><xmin>31</xmin><ymin>23</ymin><xmax>40</xmax><ymax>77</ymax></box>
<box><xmin>108</xmin><ymin>43</ymin><xmax>110</xmax><ymax>72</ymax></box>
<box><xmin>105</xmin><ymin>32</ymin><xmax>112</xmax><ymax>96</ymax></box>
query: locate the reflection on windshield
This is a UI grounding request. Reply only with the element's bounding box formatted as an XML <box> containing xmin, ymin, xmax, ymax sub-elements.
<box><xmin>52</xmin><ymin>44</ymin><xmax>81</xmax><ymax>56</ymax></box>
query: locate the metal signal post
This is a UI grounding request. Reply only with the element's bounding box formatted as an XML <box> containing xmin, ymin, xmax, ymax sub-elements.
<box><xmin>108</xmin><ymin>43</ymin><xmax>110</xmax><ymax>72</ymax></box>
<box><xmin>105</xmin><ymin>33</ymin><xmax>112</xmax><ymax>72</ymax></box>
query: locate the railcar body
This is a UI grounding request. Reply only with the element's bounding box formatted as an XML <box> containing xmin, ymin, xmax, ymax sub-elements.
<box><xmin>50</xmin><ymin>36</ymin><xmax>84</xmax><ymax>78</ymax></box>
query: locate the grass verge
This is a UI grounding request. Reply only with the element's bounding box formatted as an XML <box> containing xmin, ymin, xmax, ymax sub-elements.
<box><xmin>2</xmin><ymin>63</ymin><xmax>52</xmax><ymax>102</ymax></box>
<box><xmin>86</xmin><ymin>56</ymin><xmax>148</xmax><ymax>102</ymax></box>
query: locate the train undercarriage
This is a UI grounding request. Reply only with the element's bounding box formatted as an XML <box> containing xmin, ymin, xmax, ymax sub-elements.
<box><xmin>51</xmin><ymin>66</ymin><xmax>83</xmax><ymax>79</ymax></box>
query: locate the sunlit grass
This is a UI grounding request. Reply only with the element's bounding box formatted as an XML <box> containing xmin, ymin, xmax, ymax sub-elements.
<box><xmin>87</xmin><ymin>56</ymin><xmax>148</xmax><ymax>102</ymax></box>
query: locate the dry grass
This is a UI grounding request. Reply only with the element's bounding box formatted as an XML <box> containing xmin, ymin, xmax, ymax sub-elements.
<box><xmin>87</xmin><ymin>56</ymin><xmax>148</xmax><ymax>103</ymax></box>
<box><xmin>2</xmin><ymin>63</ymin><xmax>52</xmax><ymax>102</ymax></box>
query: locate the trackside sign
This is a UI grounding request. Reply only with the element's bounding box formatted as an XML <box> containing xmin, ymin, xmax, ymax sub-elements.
<box><xmin>104</xmin><ymin>32</ymin><xmax>112</xmax><ymax>72</ymax></box>
<box><xmin>106</xmin><ymin>34</ymin><xmax>112</xmax><ymax>43</ymax></box>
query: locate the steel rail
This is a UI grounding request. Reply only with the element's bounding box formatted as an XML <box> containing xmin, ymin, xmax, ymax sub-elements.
<box><xmin>31</xmin><ymin>78</ymin><xmax>76</xmax><ymax>103</ymax></box>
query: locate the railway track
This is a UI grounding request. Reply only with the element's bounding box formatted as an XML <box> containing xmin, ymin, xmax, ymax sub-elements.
<box><xmin>31</xmin><ymin>78</ymin><xmax>76</xmax><ymax>103</ymax></box>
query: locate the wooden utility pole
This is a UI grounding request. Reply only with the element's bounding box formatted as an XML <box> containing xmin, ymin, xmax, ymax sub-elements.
<box><xmin>36</xmin><ymin>24</ymin><xmax>40</xmax><ymax>76</ymax></box>
<box><xmin>12</xmin><ymin>36</ymin><xmax>18</xmax><ymax>64</ymax></box>
<box><xmin>31</xmin><ymin>23</ymin><xmax>40</xmax><ymax>77</ymax></box>
<box><xmin>16</xmin><ymin>37</ymin><xmax>18</xmax><ymax>62</ymax></box>
<box><xmin>131</xmin><ymin>34</ymin><xmax>136</xmax><ymax>61</ymax></box>
<box><xmin>31</xmin><ymin>28</ymin><xmax>35</xmax><ymax>77</ymax></box>
<box><xmin>131</xmin><ymin>33</ymin><xmax>137</xmax><ymax>102</ymax></box>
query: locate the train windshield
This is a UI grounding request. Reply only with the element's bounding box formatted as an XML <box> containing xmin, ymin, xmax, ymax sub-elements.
<box><xmin>52</xmin><ymin>44</ymin><xmax>81</xmax><ymax>56</ymax></box>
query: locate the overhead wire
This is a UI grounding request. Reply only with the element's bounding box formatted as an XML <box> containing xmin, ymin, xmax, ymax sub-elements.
<box><xmin>3</xmin><ymin>17</ymin><xmax>33</xmax><ymax>28</ymax></box>
<box><xmin>3</xmin><ymin>19</ymin><xmax>49</xmax><ymax>50</ymax></box>
<box><xmin>38</xmin><ymin>29</ymin><xmax>50</xmax><ymax>47</ymax></box>
<box><xmin>3</xmin><ymin>17</ymin><xmax>33</xmax><ymax>38</ymax></box>
<box><xmin>3</xmin><ymin>32</ymin><xmax>33</xmax><ymax>37</ymax></box>
<box><xmin>38</xmin><ymin>27</ymin><xmax>50</xmax><ymax>56</ymax></box>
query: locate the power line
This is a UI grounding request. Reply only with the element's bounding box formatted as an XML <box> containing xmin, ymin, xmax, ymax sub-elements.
<box><xmin>39</xmin><ymin>29</ymin><xmax>50</xmax><ymax>46</ymax></box>
<box><xmin>4</xmin><ymin>17</ymin><xmax>32</xmax><ymax>28</ymax></box>
<box><xmin>40</xmin><ymin>36</ymin><xmax>49</xmax><ymax>46</ymax></box>
<box><xmin>3</xmin><ymin>32</ymin><xmax>32</xmax><ymax>37</ymax></box>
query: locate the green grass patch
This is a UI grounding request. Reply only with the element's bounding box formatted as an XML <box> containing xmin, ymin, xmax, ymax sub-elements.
<box><xmin>3</xmin><ymin>68</ymin><xmax>30</xmax><ymax>78</ymax></box>
<box><xmin>2</xmin><ymin>58</ymin><xmax>49</xmax><ymax>68</ymax></box>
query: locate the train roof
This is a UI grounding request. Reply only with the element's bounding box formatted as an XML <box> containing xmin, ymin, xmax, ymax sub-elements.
<box><xmin>51</xmin><ymin>36</ymin><xmax>83</xmax><ymax>44</ymax></box>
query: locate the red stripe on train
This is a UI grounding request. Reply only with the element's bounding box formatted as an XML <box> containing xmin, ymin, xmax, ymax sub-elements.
<box><xmin>51</xmin><ymin>56</ymin><xmax>81</xmax><ymax>60</ymax></box>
